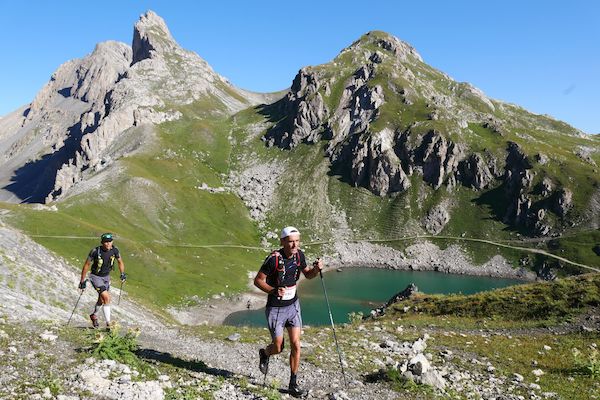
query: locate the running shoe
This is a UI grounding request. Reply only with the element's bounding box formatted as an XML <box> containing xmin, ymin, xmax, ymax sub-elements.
<box><xmin>259</xmin><ymin>348</ymin><xmax>269</xmax><ymax>374</ymax></box>
<box><xmin>89</xmin><ymin>313</ymin><xmax>99</xmax><ymax>328</ymax></box>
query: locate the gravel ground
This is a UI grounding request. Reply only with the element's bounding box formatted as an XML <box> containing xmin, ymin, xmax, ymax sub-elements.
<box><xmin>1</xmin><ymin>217</ymin><xmax>597</xmax><ymax>399</ymax></box>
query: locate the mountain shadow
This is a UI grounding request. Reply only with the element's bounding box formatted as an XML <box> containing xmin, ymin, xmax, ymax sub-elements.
<box><xmin>2</xmin><ymin>121</ymin><xmax>86</xmax><ymax>203</ymax></box>
<box><xmin>473</xmin><ymin>183</ymin><xmax>535</xmax><ymax>236</ymax></box>
<box><xmin>255</xmin><ymin>97</ymin><xmax>288</xmax><ymax>126</ymax></box>
<box><xmin>473</xmin><ymin>183</ymin><xmax>509</xmax><ymax>223</ymax></box>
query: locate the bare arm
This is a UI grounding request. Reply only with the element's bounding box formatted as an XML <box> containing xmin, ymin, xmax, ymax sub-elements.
<box><xmin>302</xmin><ymin>258</ymin><xmax>324</xmax><ymax>280</ymax></box>
<box><xmin>80</xmin><ymin>259</ymin><xmax>90</xmax><ymax>284</ymax></box>
<box><xmin>254</xmin><ymin>271</ymin><xmax>284</xmax><ymax>297</ymax></box>
<box><xmin>117</xmin><ymin>257</ymin><xmax>125</xmax><ymax>274</ymax></box>
<box><xmin>254</xmin><ymin>271</ymin><xmax>274</xmax><ymax>294</ymax></box>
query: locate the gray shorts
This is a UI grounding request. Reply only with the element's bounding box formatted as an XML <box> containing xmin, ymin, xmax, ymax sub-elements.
<box><xmin>265</xmin><ymin>299</ymin><xmax>302</xmax><ymax>339</ymax></box>
<box><xmin>89</xmin><ymin>274</ymin><xmax>110</xmax><ymax>294</ymax></box>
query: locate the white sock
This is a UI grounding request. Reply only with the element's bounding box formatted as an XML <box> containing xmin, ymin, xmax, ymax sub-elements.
<box><xmin>92</xmin><ymin>303</ymin><xmax>101</xmax><ymax>315</ymax></box>
<box><xmin>103</xmin><ymin>305</ymin><xmax>111</xmax><ymax>324</ymax></box>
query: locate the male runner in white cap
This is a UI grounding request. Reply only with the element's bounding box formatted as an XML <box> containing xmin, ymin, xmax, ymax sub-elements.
<box><xmin>254</xmin><ymin>226</ymin><xmax>324</xmax><ymax>396</ymax></box>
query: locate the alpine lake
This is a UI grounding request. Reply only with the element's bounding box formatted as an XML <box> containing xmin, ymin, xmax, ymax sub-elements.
<box><xmin>223</xmin><ymin>268</ymin><xmax>524</xmax><ymax>327</ymax></box>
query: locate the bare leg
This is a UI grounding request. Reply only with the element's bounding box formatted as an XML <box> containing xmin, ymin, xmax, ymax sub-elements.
<box><xmin>287</xmin><ymin>326</ymin><xmax>301</xmax><ymax>374</ymax></box>
<box><xmin>266</xmin><ymin>335</ymin><xmax>284</xmax><ymax>356</ymax></box>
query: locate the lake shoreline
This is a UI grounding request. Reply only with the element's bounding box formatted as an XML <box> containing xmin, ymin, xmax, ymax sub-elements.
<box><xmin>167</xmin><ymin>240</ymin><xmax>538</xmax><ymax>326</ymax></box>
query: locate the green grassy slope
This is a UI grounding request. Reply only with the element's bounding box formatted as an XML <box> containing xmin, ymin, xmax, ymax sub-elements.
<box><xmin>2</xmin><ymin>32</ymin><xmax>598</xmax><ymax>314</ymax></box>
<box><xmin>231</xmin><ymin>103</ymin><xmax>600</xmax><ymax>272</ymax></box>
<box><xmin>235</xmin><ymin>31</ymin><xmax>600</xmax><ymax>269</ymax></box>
<box><xmin>390</xmin><ymin>273</ymin><xmax>600</xmax><ymax>321</ymax></box>
<box><xmin>1</xmin><ymin>102</ymin><xmax>264</xmax><ymax>312</ymax></box>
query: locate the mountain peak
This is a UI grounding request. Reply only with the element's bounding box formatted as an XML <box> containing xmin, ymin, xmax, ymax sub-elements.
<box><xmin>132</xmin><ymin>10</ymin><xmax>178</xmax><ymax>65</ymax></box>
<box><xmin>346</xmin><ymin>31</ymin><xmax>423</xmax><ymax>63</ymax></box>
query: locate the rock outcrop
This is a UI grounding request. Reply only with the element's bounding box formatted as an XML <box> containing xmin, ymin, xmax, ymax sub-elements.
<box><xmin>553</xmin><ymin>188</ymin><xmax>573</xmax><ymax>217</ymax></box>
<box><xmin>413</xmin><ymin>130</ymin><xmax>465</xmax><ymax>189</ymax></box>
<box><xmin>283</xmin><ymin>29</ymin><xmax>595</xmax><ymax>239</ymax></box>
<box><xmin>503</xmin><ymin>142</ymin><xmax>534</xmax><ymax>225</ymax></box>
<box><xmin>0</xmin><ymin>11</ymin><xmax>263</xmax><ymax>203</ymax></box>
<box><xmin>259</xmin><ymin>29</ymin><xmax>588</xmax><ymax>237</ymax></box>
<box><xmin>499</xmin><ymin>142</ymin><xmax>576</xmax><ymax>235</ymax></box>
<box><xmin>422</xmin><ymin>203</ymin><xmax>451</xmax><ymax>234</ymax></box>
<box><xmin>264</xmin><ymin>68</ymin><xmax>330</xmax><ymax>149</ymax></box>
<box><xmin>459</xmin><ymin>153</ymin><xmax>494</xmax><ymax>190</ymax></box>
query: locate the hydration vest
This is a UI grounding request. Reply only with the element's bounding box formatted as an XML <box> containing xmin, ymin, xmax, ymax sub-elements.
<box><xmin>271</xmin><ymin>250</ymin><xmax>301</xmax><ymax>287</ymax></box>
<box><xmin>92</xmin><ymin>247</ymin><xmax>116</xmax><ymax>275</ymax></box>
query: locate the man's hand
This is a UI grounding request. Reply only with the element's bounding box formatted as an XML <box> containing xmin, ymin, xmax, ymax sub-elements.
<box><xmin>313</xmin><ymin>258</ymin><xmax>324</xmax><ymax>271</ymax></box>
<box><xmin>120</xmin><ymin>273</ymin><xmax>127</xmax><ymax>282</ymax></box>
<box><xmin>78</xmin><ymin>280</ymin><xmax>86</xmax><ymax>290</ymax></box>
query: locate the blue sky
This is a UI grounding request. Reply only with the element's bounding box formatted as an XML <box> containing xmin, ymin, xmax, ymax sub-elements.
<box><xmin>1</xmin><ymin>1</ymin><xmax>598</xmax><ymax>133</ymax></box>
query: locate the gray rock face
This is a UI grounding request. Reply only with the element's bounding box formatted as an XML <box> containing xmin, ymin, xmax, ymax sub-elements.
<box><xmin>340</xmin><ymin>128</ymin><xmax>410</xmax><ymax>196</ymax></box>
<box><xmin>257</xmin><ymin>30</ymin><xmax>589</xmax><ymax>238</ymax></box>
<box><xmin>0</xmin><ymin>40</ymin><xmax>132</xmax><ymax>203</ymax></box>
<box><xmin>27</xmin><ymin>41</ymin><xmax>132</xmax><ymax>117</ymax></box>
<box><xmin>540</xmin><ymin>177</ymin><xmax>554</xmax><ymax>197</ymax></box>
<box><xmin>323</xmin><ymin>64</ymin><xmax>384</xmax><ymax>166</ymax></box>
<box><xmin>132</xmin><ymin>10</ymin><xmax>176</xmax><ymax>65</ymax></box>
<box><xmin>535</xmin><ymin>152</ymin><xmax>549</xmax><ymax>165</ymax></box>
<box><xmin>503</xmin><ymin>142</ymin><xmax>535</xmax><ymax>225</ymax></box>
<box><xmin>0</xmin><ymin>10</ymin><xmax>262</xmax><ymax>203</ymax></box>
<box><xmin>553</xmin><ymin>188</ymin><xmax>573</xmax><ymax>217</ymax></box>
<box><xmin>460</xmin><ymin>153</ymin><xmax>494</xmax><ymax>190</ymax></box>
<box><xmin>422</xmin><ymin>203</ymin><xmax>451</xmax><ymax>234</ymax></box>
<box><xmin>415</xmin><ymin>130</ymin><xmax>465</xmax><ymax>189</ymax></box>
<box><xmin>264</xmin><ymin>68</ymin><xmax>329</xmax><ymax>149</ymax></box>
<box><xmin>482</xmin><ymin>117</ymin><xmax>504</xmax><ymax>135</ymax></box>
<box><xmin>262</xmin><ymin>34</ymin><xmax>505</xmax><ymax>199</ymax></box>
<box><xmin>371</xmin><ymin>33</ymin><xmax>423</xmax><ymax>63</ymax></box>
<box><xmin>586</xmin><ymin>188</ymin><xmax>600</xmax><ymax>229</ymax></box>
<box><xmin>575</xmin><ymin>145</ymin><xmax>598</xmax><ymax>166</ymax></box>
<box><xmin>499</xmin><ymin>142</ymin><xmax>575</xmax><ymax>235</ymax></box>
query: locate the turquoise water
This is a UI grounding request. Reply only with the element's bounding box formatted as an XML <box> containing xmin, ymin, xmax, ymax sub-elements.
<box><xmin>223</xmin><ymin>268</ymin><xmax>524</xmax><ymax>327</ymax></box>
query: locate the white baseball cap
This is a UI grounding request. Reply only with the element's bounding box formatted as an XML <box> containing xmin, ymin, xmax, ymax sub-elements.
<box><xmin>280</xmin><ymin>226</ymin><xmax>300</xmax><ymax>239</ymax></box>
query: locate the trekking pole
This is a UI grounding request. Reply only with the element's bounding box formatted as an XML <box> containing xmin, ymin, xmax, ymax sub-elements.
<box><xmin>67</xmin><ymin>288</ymin><xmax>85</xmax><ymax>327</ymax></box>
<box><xmin>118</xmin><ymin>280</ymin><xmax>124</xmax><ymax>305</ymax></box>
<box><xmin>262</xmin><ymin>366</ymin><xmax>268</xmax><ymax>387</ymax></box>
<box><xmin>319</xmin><ymin>269</ymin><xmax>348</xmax><ymax>387</ymax></box>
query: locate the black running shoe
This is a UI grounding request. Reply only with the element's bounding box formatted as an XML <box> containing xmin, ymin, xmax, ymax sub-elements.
<box><xmin>89</xmin><ymin>313</ymin><xmax>99</xmax><ymax>328</ymax></box>
<box><xmin>288</xmin><ymin>382</ymin><xmax>306</xmax><ymax>397</ymax></box>
<box><xmin>259</xmin><ymin>348</ymin><xmax>269</xmax><ymax>374</ymax></box>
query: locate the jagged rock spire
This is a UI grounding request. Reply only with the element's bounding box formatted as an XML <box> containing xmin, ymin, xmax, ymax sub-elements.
<box><xmin>0</xmin><ymin>10</ymin><xmax>260</xmax><ymax>204</ymax></box>
<box><xmin>132</xmin><ymin>10</ymin><xmax>178</xmax><ymax>65</ymax></box>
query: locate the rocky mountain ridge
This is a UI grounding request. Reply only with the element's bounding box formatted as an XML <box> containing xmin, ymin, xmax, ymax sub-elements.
<box><xmin>0</xmin><ymin>11</ymin><xmax>268</xmax><ymax>204</ymax></box>
<box><xmin>0</xmin><ymin>12</ymin><xmax>598</xmax><ymax>314</ymax></box>
<box><xmin>261</xmin><ymin>31</ymin><xmax>599</xmax><ymax>237</ymax></box>
<box><xmin>1</xmin><ymin>16</ymin><xmax>597</xmax><ymax>240</ymax></box>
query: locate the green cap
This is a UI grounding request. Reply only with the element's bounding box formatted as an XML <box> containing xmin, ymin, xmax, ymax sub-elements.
<box><xmin>100</xmin><ymin>233</ymin><xmax>114</xmax><ymax>242</ymax></box>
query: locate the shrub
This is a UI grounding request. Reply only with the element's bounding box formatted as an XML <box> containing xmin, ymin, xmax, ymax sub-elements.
<box><xmin>347</xmin><ymin>311</ymin><xmax>364</xmax><ymax>325</ymax></box>
<box><xmin>572</xmin><ymin>345</ymin><xmax>600</xmax><ymax>377</ymax></box>
<box><xmin>88</xmin><ymin>325</ymin><xmax>140</xmax><ymax>367</ymax></box>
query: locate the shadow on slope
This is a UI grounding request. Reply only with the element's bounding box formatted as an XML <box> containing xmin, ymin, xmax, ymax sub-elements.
<box><xmin>3</xmin><ymin>121</ymin><xmax>87</xmax><ymax>203</ymax></box>
<box><xmin>136</xmin><ymin>348</ymin><xmax>234</xmax><ymax>378</ymax></box>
